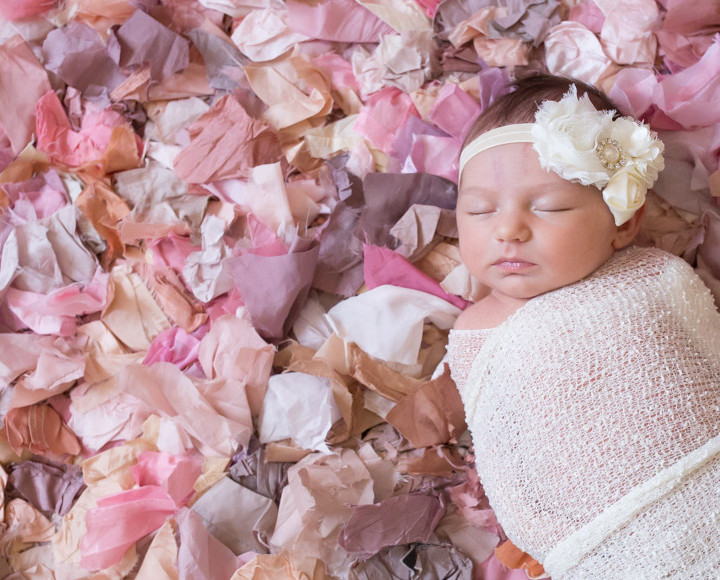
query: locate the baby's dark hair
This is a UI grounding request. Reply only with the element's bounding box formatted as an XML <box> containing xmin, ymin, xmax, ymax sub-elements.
<box><xmin>463</xmin><ymin>73</ymin><xmax>621</xmax><ymax>147</ymax></box>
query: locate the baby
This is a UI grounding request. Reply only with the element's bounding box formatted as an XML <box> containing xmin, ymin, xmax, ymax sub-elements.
<box><xmin>448</xmin><ymin>74</ymin><xmax>720</xmax><ymax>578</ymax></box>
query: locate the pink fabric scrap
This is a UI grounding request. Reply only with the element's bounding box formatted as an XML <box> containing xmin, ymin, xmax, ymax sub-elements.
<box><xmin>205</xmin><ymin>288</ymin><xmax>246</xmax><ymax>322</ymax></box>
<box><xmin>311</xmin><ymin>52</ymin><xmax>360</xmax><ymax>92</ymax></box>
<box><xmin>130</xmin><ymin>450</ymin><xmax>203</xmax><ymax>506</ymax></box>
<box><xmin>197</xmin><ymin>313</ymin><xmax>275</xmax><ymax>417</ymax></box>
<box><xmin>595</xmin><ymin>0</ymin><xmax>660</xmax><ymax>67</ymax></box>
<box><xmin>568</xmin><ymin>0</ymin><xmax>605</xmax><ymax>33</ymax></box>
<box><xmin>652</xmin><ymin>37</ymin><xmax>720</xmax><ymax>129</ymax></box>
<box><xmin>143</xmin><ymin>326</ymin><xmax>202</xmax><ymax>369</ymax></box>
<box><xmin>149</xmin><ymin>234</ymin><xmax>200</xmax><ymax>272</ymax></box>
<box><xmin>353</xmin><ymin>87</ymin><xmax>421</xmax><ymax>153</ymax></box>
<box><xmin>118</xmin><ymin>362</ymin><xmax>254</xmax><ymax>457</ymax></box>
<box><xmin>655</xmin><ymin>0</ymin><xmax>720</xmax><ymax>70</ymax></box>
<box><xmin>5</xmin><ymin>270</ymin><xmax>109</xmax><ymax>336</ymax></box>
<box><xmin>2</xmin><ymin>170</ymin><xmax>70</xmax><ymax>220</ymax></box>
<box><xmin>81</xmin><ymin>486</ymin><xmax>178</xmax><ymax>571</ymax></box>
<box><xmin>227</xmin><ymin>242</ymin><xmax>320</xmax><ymax>339</ymax></box>
<box><xmin>35</xmin><ymin>90</ymin><xmax>142</xmax><ymax>168</ymax></box>
<box><xmin>244</xmin><ymin>213</ymin><xmax>290</xmax><ymax>257</ymax></box>
<box><xmin>0</xmin><ymin>128</ymin><xmax>14</xmax><ymax>172</ymax></box>
<box><xmin>543</xmin><ymin>21</ymin><xmax>615</xmax><ymax>85</ymax></box>
<box><xmin>0</xmin><ymin>0</ymin><xmax>56</xmax><ymax>21</ymax></box>
<box><xmin>608</xmin><ymin>67</ymin><xmax>659</xmax><ymax>119</ymax></box>
<box><xmin>172</xmin><ymin>94</ymin><xmax>283</xmax><ymax>184</ymax></box>
<box><xmin>286</xmin><ymin>0</ymin><xmax>394</xmax><ymax>43</ymax></box>
<box><xmin>428</xmin><ymin>82</ymin><xmax>482</xmax><ymax>140</ymax></box>
<box><xmin>0</xmin><ymin>36</ymin><xmax>53</xmax><ymax>154</ymax></box>
<box><xmin>404</xmin><ymin>133</ymin><xmax>462</xmax><ymax>184</ymax></box>
<box><xmin>481</xmin><ymin>553</ymin><xmax>538</xmax><ymax>580</ymax></box>
<box><xmin>476</xmin><ymin>66</ymin><xmax>512</xmax><ymax>111</ymax></box>
<box><xmin>388</xmin><ymin>116</ymin><xmax>448</xmax><ymax>174</ymax></box>
<box><xmin>363</xmin><ymin>244</ymin><xmax>470</xmax><ymax>310</ymax></box>
<box><xmin>414</xmin><ymin>0</ymin><xmax>443</xmax><ymax>19</ymax></box>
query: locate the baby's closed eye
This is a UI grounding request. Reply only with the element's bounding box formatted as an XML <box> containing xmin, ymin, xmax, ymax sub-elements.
<box><xmin>535</xmin><ymin>206</ymin><xmax>573</xmax><ymax>212</ymax></box>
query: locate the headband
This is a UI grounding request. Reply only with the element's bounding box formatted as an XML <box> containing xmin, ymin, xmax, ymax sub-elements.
<box><xmin>458</xmin><ymin>85</ymin><xmax>665</xmax><ymax>226</ymax></box>
<box><xmin>459</xmin><ymin>124</ymin><xmax>534</xmax><ymax>172</ymax></box>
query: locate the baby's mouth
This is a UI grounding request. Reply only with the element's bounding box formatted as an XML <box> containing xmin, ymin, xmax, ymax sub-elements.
<box><xmin>493</xmin><ymin>258</ymin><xmax>536</xmax><ymax>272</ymax></box>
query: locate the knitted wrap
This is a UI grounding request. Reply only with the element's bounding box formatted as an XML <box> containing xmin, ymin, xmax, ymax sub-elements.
<box><xmin>452</xmin><ymin>246</ymin><xmax>720</xmax><ymax>578</ymax></box>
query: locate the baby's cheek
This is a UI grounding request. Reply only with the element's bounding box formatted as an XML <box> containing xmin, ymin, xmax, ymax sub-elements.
<box><xmin>458</xmin><ymin>236</ymin><xmax>482</xmax><ymax>268</ymax></box>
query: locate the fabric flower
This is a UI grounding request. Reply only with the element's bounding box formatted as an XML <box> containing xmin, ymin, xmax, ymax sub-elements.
<box><xmin>531</xmin><ymin>85</ymin><xmax>665</xmax><ymax>225</ymax></box>
<box><xmin>532</xmin><ymin>87</ymin><xmax>615</xmax><ymax>185</ymax></box>
<box><xmin>602</xmin><ymin>165</ymin><xmax>647</xmax><ymax>226</ymax></box>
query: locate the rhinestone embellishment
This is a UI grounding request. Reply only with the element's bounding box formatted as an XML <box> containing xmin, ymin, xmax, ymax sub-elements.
<box><xmin>596</xmin><ymin>138</ymin><xmax>627</xmax><ymax>170</ymax></box>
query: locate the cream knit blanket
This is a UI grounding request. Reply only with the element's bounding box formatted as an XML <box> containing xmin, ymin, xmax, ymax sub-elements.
<box><xmin>457</xmin><ymin>246</ymin><xmax>720</xmax><ymax>579</ymax></box>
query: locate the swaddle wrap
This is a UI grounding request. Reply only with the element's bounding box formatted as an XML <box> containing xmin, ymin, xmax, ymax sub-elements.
<box><xmin>454</xmin><ymin>246</ymin><xmax>720</xmax><ymax>578</ymax></box>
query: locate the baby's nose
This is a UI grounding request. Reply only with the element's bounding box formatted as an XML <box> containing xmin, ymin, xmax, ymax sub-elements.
<box><xmin>495</xmin><ymin>213</ymin><xmax>531</xmax><ymax>242</ymax></box>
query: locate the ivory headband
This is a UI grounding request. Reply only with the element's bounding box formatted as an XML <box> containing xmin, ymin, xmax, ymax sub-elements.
<box><xmin>458</xmin><ymin>124</ymin><xmax>534</xmax><ymax>177</ymax></box>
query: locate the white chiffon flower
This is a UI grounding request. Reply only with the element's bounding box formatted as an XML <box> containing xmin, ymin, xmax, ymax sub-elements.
<box><xmin>530</xmin><ymin>86</ymin><xmax>665</xmax><ymax>226</ymax></box>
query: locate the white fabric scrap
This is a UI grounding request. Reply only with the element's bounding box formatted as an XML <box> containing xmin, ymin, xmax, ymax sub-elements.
<box><xmin>292</xmin><ymin>294</ymin><xmax>335</xmax><ymax>350</ymax></box>
<box><xmin>231</xmin><ymin>8</ymin><xmax>310</xmax><ymax>62</ymax></box>
<box><xmin>258</xmin><ymin>372</ymin><xmax>342</xmax><ymax>453</ymax></box>
<box><xmin>144</xmin><ymin>97</ymin><xmax>211</xmax><ymax>145</ymax></box>
<box><xmin>7</xmin><ymin>205</ymin><xmax>97</xmax><ymax>293</ymax></box>
<box><xmin>325</xmin><ymin>284</ymin><xmax>460</xmax><ymax>366</ymax></box>
<box><xmin>182</xmin><ymin>214</ymin><xmax>235</xmax><ymax>302</ymax></box>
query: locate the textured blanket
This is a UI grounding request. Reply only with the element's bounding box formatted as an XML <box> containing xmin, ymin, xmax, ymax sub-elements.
<box><xmin>458</xmin><ymin>246</ymin><xmax>720</xmax><ymax>578</ymax></box>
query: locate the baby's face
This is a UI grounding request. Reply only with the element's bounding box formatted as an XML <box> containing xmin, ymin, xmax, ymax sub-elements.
<box><xmin>456</xmin><ymin>142</ymin><xmax>622</xmax><ymax>304</ymax></box>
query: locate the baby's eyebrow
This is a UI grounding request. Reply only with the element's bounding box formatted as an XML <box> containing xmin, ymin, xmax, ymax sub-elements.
<box><xmin>458</xmin><ymin>185</ymin><xmax>495</xmax><ymax>196</ymax></box>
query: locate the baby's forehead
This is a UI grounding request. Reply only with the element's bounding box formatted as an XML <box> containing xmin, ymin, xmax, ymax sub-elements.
<box><xmin>458</xmin><ymin>178</ymin><xmax>592</xmax><ymax>198</ymax></box>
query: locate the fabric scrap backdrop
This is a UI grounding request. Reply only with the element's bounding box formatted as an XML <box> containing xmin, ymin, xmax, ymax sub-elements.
<box><xmin>0</xmin><ymin>0</ymin><xmax>717</xmax><ymax>578</ymax></box>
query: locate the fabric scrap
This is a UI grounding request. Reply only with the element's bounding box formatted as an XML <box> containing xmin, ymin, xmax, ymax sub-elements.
<box><xmin>6</xmin><ymin>460</ymin><xmax>84</xmax><ymax>516</ymax></box>
<box><xmin>285</xmin><ymin>0</ymin><xmax>394</xmax><ymax>43</ymax></box>
<box><xmin>42</xmin><ymin>20</ymin><xmax>127</xmax><ymax>98</ymax></box>
<box><xmin>325</xmin><ymin>284</ymin><xmax>460</xmax><ymax>367</ymax></box>
<box><xmin>172</xmin><ymin>94</ymin><xmax>283</xmax><ymax>184</ymax></box>
<box><xmin>270</xmin><ymin>449</ymin><xmax>375</xmax><ymax>577</ymax></box>
<box><xmin>385</xmin><ymin>364</ymin><xmax>467</xmax><ymax>448</ymax></box>
<box><xmin>191</xmin><ymin>475</ymin><xmax>277</xmax><ymax>555</ymax></box>
<box><xmin>359</xmin><ymin>171</ymin><xmax>457</xmax><ymax>248</ymax></box>
<box><xmin>3</xmin><ymin>404</ymin><xmax>81</xmax><ymax>459</ymax></box>
<box><xmin>117</xmin><ymin>362</ymin><xmax>253</xmax><ymax>458</ymax></box>
<box><xmin>115</xmin><ymin>9</ymin><xmax>190</xmax><ymax>82</ymax></box>
<box><xmin>80</xmin><ymin>486</ymin><xmax>177</xmax><ymax>570</ymax></box>
<box><xmin>363</xmin><ymin>244</ymin><xmax>470</xmax><ymax>309</ymax></box>
<box><xmin>227</xmin><ymin>242</ymin><xmax>320</xmax><ymax>340</ymax></box>
<box><xmin>258</xmin><ymin>372</ymin><xmax>341</xmax><ymax>453</ymax></box>
<box><xmin>134</xmin><ymin>519</ymin><xmax>179</xmax><ymax>580</ymax></box>
<box><xmin>176</xmin><ymin>507</ymin><xmax>241</xmax><ymax>580</ymax></box>
<box><xmin>0</xmin><ymin>35</ymin><xmax>53</xmax><ymax>154</ymax></box>
<box><xmin>338</xmin><ymin>493</ymin><xmax>445</xmax><ymax>557</ymax></box>
<box><xmin>231</xmin><ymin>8</ymin><xmax>310</xmax><ymax>62</ymax></box>
<box><xmin>197</xmin><ymin>313</ymin><xmax>275</xmax><ymax>416</ymax></box>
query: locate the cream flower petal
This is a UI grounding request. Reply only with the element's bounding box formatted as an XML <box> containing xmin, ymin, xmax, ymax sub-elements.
<box><xmin>603</xmin><ymin>168</ymin><xmax>646</xmax><ymax>226</ymax></box>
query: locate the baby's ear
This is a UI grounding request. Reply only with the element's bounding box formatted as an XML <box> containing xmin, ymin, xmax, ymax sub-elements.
<box><xmin>612</xmin><ymin>204</ymin><xmax>645</xmax><ymax>249</ymax></box>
